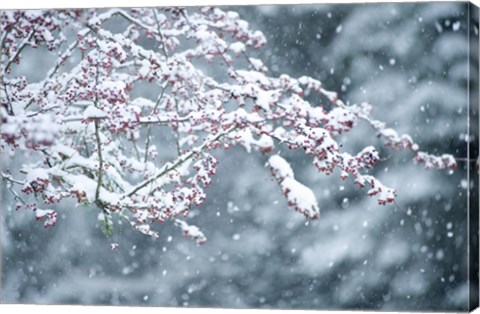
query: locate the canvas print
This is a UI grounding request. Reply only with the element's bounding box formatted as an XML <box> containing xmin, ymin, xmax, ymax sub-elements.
<box><xmin>0</xmin><ymin>1</ymin><xmax>479</xmax><ymax>311</ymax></box>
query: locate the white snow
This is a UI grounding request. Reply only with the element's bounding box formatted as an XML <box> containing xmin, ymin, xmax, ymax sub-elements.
<box><xmin>35</xmin><ymin>209</ymin><xmax>57</xmax><ymax>228</ymax></box>
<box><xmin>229</xmin><ymin>42</ymin><xmax>246</xmax><ymax>54</ymax></box>
<box><xmin>452</xmin><ymin>21</ymin><xmax>460</xmax><ymax>31</ymax></box>
<box><xmin>248</xmin><ymin>57</ymin><xmax>266</xmax><ymax>72</ymax></box>
<box><xmin>237</xmin><ymin>129</ymin><xmax>274</xmax><ymax>153</ymax></box>
<box><xmin>175</xmin><ymin>219</ymin><xmax>207</xmax><ymax>245</ymax></box>
<box><xmin>26</xmin><ymin>168</ymin><xmax>49</xmax><ymax>183</ymax></box>
<box><xmin>83</xmin><ymin>105</ymin><xmax>107</xmax><ymax>119</ymax></box>
<box><xmin>268</xmin><ymin>155</ymin><xmax>294</xmax><ymax>179</ymax></box>
<box><xmin>281</xmin><ymin>177</ymin><xmax>320</xmax><ymax>219</ymax></box>
<box><xmin>267</xmin><ymin>155</ymin><xmax>320</xmax><ymax>219</ymax></box>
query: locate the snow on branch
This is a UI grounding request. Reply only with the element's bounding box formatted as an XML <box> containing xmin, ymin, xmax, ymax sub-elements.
<box><xmin>35</xmin><ymin>208</ymin><xmax>58</xmax><ymax>228</ymax></box>
<box><xmin>344</xmin><ymin>102</ymin><xmax>457</xmax><ymax>170</ymax></box>
<box><xmin>0</xmin><ymin>7</ymin><xmax>456</xmax><ymax>246</ymax></box>
<box><xmin>267</xmin><ymin>155</ymin><xmax>320</xmax><ymax>220</ymax></box>
<box><xmin>175</xmin><ymin>219</ymin><xmax>207</xmax><ymax>245</ymax></box>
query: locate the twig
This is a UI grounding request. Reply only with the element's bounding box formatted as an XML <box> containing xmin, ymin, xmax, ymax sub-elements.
<box><xmin>92</xmin><ymin>45</ymin><xmax>104</xmax><ymax>207</ymax></box>
<box><xmin>151</xmin><ymin>8</ymin><xmax>169</xmax><ymax>62</ymax></box>
<box><xmin>1</xmin><ymin>172</ymin><xmax>27</xmax><ymax>205</ymax></box>
<box><xmin>393</xmin><ymin>200</ymin><xmax>418</xmax><ymax>219</ymax></box>
<box><xmin>3</xmin><ymin>27</ymin><xmax>37</xmax><ymax>75</ymax></box>
<box><xmin>125</xmin><ymin>126</ymin><xmax>237</xmax><ymax>198</ymax></box>
<box><xmin>143</xmin><ymin>9</ymin><xmax>169</xmax><ymax>164</ymax></box>
<box><xmin>173</xmin><ymin>99</ymin><xmax>182</xmax><ymax>156</ymax></box>
<box><xmin>1</xmin><ymin>172</ymin><xmax>24</xmax><ymax>185</ymax></box>
<box><xmin>2</xmin><ymin>81</ymin><xmax>14</xmax><ymax>115</ymax></box>
<box><xmin>144</xmin><ymin>84</ymin><xmax>167</xmax><ymax>163</ymax></box>
<box><xmin>94</xmin><ymin>119</ymin><xmax>105</xmax><ymax>206</ymax></box>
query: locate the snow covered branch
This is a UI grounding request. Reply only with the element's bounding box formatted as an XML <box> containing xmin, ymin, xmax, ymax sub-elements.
<box><xmin>0</xmin><ymin>7</ymin><xmax>456</xmax><ymax>246</ymax></box>
<box><xmin>267</xmin><ymin>155</ymin><xmax>320</xmax><ymax>220</ymax></box>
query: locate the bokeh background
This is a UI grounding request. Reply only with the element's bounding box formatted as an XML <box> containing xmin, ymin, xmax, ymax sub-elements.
<box><xmin>1</xmin><ymin>2</ymin><xmax>478</xmax><ymax>311</ymax></box>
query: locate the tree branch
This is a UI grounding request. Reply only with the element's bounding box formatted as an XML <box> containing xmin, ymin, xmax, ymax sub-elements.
<box><xmin>151</xmin><ymin>8</ymin><xmax>169</xmax><ymax>62</ymax></box>
<box><xmin>3</xmin><ymin>27</ymin><xmax>37</xmax><ymax>75</ymax></box>
<box><xmin>126</xmin><ymin>126</ymin><xmax>237</xmax><ymax>198</ymax></box>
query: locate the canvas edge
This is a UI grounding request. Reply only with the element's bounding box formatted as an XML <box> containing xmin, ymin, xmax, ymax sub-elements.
<box><xmin>468</xmin><ymin>1</ymin><xmax>480</xmax><ymax>312</ymax></box>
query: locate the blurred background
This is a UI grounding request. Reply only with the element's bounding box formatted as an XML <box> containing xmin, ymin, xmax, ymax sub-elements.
<box><xmin>1</xmin><ymin>2</ymin><xmax>478</xmax><ymax>311</ymax></box>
